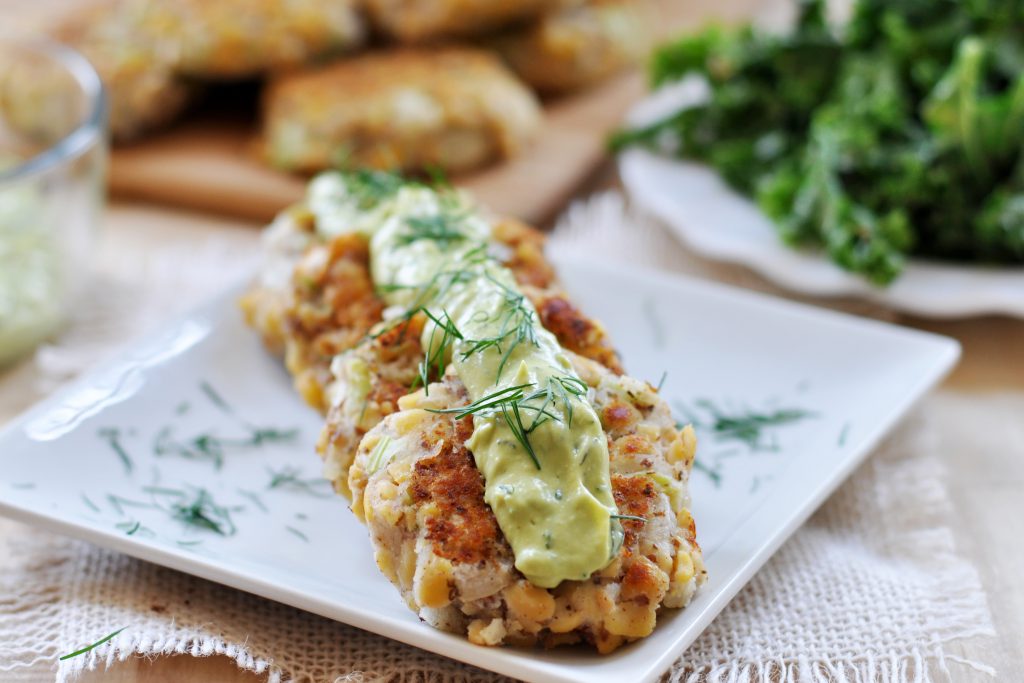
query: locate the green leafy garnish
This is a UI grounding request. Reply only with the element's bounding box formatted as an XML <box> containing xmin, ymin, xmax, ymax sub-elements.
<box><xmin>614</xmin><ymin>0</ymin><xmax>1024</xmax><ymax>284</ymax></box>
<box><xmin>266</xmin><ymin>466</ymin><xmax>334</xmax><ymax>498</ymax></box>
<box><xmin>678</xmin><ymin>399</ymin><xmax>815</xmax><ymax>451</ymax></box>
<box><xmin>59</xmin><ymin>627</ymin><xmax>127</xmax><ymax>661</ymax></box>
<box><xmin>98</xmin><ymin>427</ymin><xmax>133</xmax><ymax>475</ymax></box>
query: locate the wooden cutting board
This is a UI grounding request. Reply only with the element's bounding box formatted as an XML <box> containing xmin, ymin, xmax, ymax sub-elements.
<box><xmin>108</xmin><ymin>72</ymin><xmax>645</xmax><ymax>226</ymax></box>
<box><xmin>103</xmin><ymin>0</ymin><xmax>768</xmax><ymax>226</ymax></box>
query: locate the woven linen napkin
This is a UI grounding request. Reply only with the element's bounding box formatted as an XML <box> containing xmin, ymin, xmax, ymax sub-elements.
<box><xmin>0</xmin><ymin>194</ymin><xmax>996</xmax><ymax>682</ymax></box>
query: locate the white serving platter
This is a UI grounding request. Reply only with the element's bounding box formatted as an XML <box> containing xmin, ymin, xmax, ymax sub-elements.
<box><xmin>619</xmin><ymin>79</ymin><xmax>1024</xmax><ymax>319</ymax></box>
<box><xmin>0</xmin><ymin>255</ymin><xmax>959</xmax><ymax>683</ymax></box>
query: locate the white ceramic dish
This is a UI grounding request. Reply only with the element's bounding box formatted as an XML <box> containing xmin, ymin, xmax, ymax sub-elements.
<box><xmin>619</xmin><ymin>81</ymin><xmax>1024</xmax><ymax>319</ymax></box>
<box><xmin>0</xmin><ymin>256</ymin><xmax>958</xmax><ymax>683</ymax></box>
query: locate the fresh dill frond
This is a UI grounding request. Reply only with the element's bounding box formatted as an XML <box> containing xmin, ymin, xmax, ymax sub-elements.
<box><xmin>342</xmin><ymin>168</ymin><xmax>408</xmax><ymax>210</ymax></box>
<box><xmin>81</xmin><ymin>494</ymin><xmax>101</xmax><ymax>513</ymax></box>
<box><xmin>237</xmin><ymin>488</ymin><xmax>268</xmax><ymax>513</ymax></box>
<box><xmin>838</xmin><ymin>422</ymin><xmax>851</xmax><ymax>446</ymax></box>
<box><xmin>106</xmin><ymin>493</ymin><xmax>154</xmax><ymax>516</ymax></box>
<box><xmin>500</xmin><ymin>401</ymin><xmax>542</xmax><ymax>470</ymax></box>
<box><xmin>677</xmin><ymin>398</ymin><xmax>815</xmax><ymax>451</ymax></box>
<box><xmin>412</xmin><ymin>309</ymin><xmax>463</xmax><ymax>395</ymax></box>
<box><xmin>199</xmin><ymin>381</ymin><xmax>233</xmax><ymax>415</ymax></box>
<box><xmin>98</xmin><ymin>427</ymin><xmax>134</xmax><ymax>475</ymax></box>
<box><xmin>458</xmin><ymin>274</ymin><xmax>540</xmax><ymax>382</ymax></box>
<box><xmin>116</xmin><ymin>520</ymin><xmax>147</xmax><ymax>536</ymax></box>
<box><xmin>266</xmin><ymin>466</ymin><xmax>334</xmax><ymax>498</ymax></box>
<box><xmin>285</xmin><ymin>525</ymin><xmax>309</xmax><ymax>542</ymax></box>
<box><xmin>169</xmin><ymin>488</ymin><xmax>236</xmax><ymax>536</ymax></box>
<box><xmin>398</xmin><ymin>213</ymin><xmax>467</xmax><ymax>250</ymax></box>
<box><xmin>59</xmin><ymin>627</ymin><xmax>127</xmax><ymax>661</ymax></box>
<box><xmin>427</xmin><ymin>383</ymin><xmax>533</xmax><ymax>420</ymax></box>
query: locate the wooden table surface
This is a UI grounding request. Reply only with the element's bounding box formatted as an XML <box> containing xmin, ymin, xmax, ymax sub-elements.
<box><xmin>3</xmin><ymin>0</ymin><xmax>1023</xmax><ymax>681</ymax></box>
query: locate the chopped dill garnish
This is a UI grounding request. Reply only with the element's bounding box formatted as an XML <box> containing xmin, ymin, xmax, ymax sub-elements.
<box><xmin>168</xmin><ymin>488</ymin><xmax>236</xmax><ymax>536</ymax></box>
<box><xmin>285</xmin><ymin>526</ymin><xmax>309</xmax><ymax>542</ymax></box>
<box><xmin>106</xmin><ymin>493</ymin><xmax>154</xmax><ymax>516</ymax></box>
<box><xmin>838</xmin><ymin>422</ymin><xmax>852</xmax><ymax>446</ymax></box>
<box><xmin>341</xmin><ymin>168</ymin><xmax>408</xmax><ymax>210</ymax></box>
<box><xmin>154</xmin><ymin>426</ymin><xmax>299</xmax><ymax>470</ymax></box>
<box><xmin>176</xmin><ymin>539</ymin><xmax>203</xmax><ymax>547</ymax></box>
<box><xmin>412</xmin><ymin>309</ymin><xmax>463</xmax><ymax>395</ymax></box>
<box><xmin>116</xmin><ymin>520</ymin><xmax>143</xmax><ymax>536</ymax></box>
<box><xmin>610</xmin><ymin>513</ymin><xmax>647</xmax><ymax>523</ymax></box>
<box><xmin>81</xmin><ymin>494</ymin><xmax>101</xmax><ymax>513</ymax></box>
<box><xmin>175</xmin><ymin>402</ymin><xmax>190</xmax><ymax>416</ymax></box>
<box><xmin>98</xmin><ymin>427</ymin><xmax>134</xmax><ymax>475</ymax></box>
<box><xmin>266</xmin><ymin>466</ymin><xmax>334</xmax><ymax>498</ymax></box>
<box><xmin>427</xmin><ymin>378</ymin><xmax>585</xmax><ymax>471</ymax></box>
<box><xmin>199</xmin><ymin>381</ymin><xmax>233</xmax><ymax>415</ymax></box>
<box><xmin>656</xmin><ymin>371</ymin><xmax>668</xmax><ymax>393</ymax></box>
<box><xmin>59</xmin><ymin>627</ymin><xmax>127</xmax><ymax>661</ymax></box>
<box><xmin>11</xmin><ymin>482</ymin><xmax>35</xmax><ymax>490</ymax></box>
<box><xmin>458</xmin><ymin>272</ymin><xmax>539</xmax><ymax>382</ymax></box>
<box><xmin>237</xmin><ymin>488</ymin><xmax>268</xmax><ymax>513</ymax></box>
<box><xmin>677</xmin><ymin>398</ymin><xmax>815</xmax><ymax>451</ymax></box>
<box><xmin>398</xmin><ymin>213</ymin><xmax>467</xmax><ymax>250</ymax></box>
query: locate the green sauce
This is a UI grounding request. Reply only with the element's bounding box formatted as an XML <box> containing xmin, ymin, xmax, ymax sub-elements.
<box><xmin>310</xmin><ymin>173</ymin><xmax>621</xmax><ymax>587</ymax></box>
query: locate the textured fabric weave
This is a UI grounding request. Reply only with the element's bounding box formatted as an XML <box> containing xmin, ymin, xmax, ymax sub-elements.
<box><xmin>0</xmin><ymin>194</ymin><xmax>996</xmax><ymax>682</ymax></box>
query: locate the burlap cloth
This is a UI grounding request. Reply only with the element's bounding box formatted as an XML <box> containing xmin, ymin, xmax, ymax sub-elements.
<box><xmin>0</xmin><ymin>193</ymin><xmax>1000</xmax><ymax>682</ymax></box>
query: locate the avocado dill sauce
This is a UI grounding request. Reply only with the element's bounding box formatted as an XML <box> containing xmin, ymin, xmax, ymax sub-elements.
<box><xmin>311</xmin><ymin>172</ymin><xmax>623</xmax><ymax>588</ymax></box>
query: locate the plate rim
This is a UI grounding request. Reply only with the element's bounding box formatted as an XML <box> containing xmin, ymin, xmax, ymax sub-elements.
<box><xmin>0</xmin><ymin>257</ymin><xmax>961</xmax><ymax>683</ymax></box>
<box><xmin>619</xmin><ymin>142</ymin><xmax>1024</xmax><ymax>320</ymax></box>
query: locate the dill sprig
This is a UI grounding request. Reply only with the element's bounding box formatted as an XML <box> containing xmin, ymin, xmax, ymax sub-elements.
<box><xmin>266</xmin><ymin>466</ymin><xmax>334</xmax><ymax>498</ymax></box>
<box><xmin>458</xmin><ymin>273</ymin><xmax>540</xmax><ymax>382</ymax></box>
<box><xmin>427</xmin><ymin>376</ymin><xmax>586</xmax><ymax>470</ymax></box>
<box><xmin>285</xmin><ymin>525</ymin><xmax>309</xmax><ymax>542</ymax></box>
<box><xmin>237</xmin><ymin>488</ymin><xmax>268</xmax><ymax>513</ymax></box>
<box><xmin>341</xmin><ymin>168</ymin><xmax>409</xmax><ymax>210</ymax></box>
<box><xmin>168</xmin><ymin>488</ymin><xmax>236</xmax><ymax>536</ymax></box>
<box><xmin>398</xmin><ymin>213</ymin><xmax>467</xmax><ymax>250</ymax></box>
<box><xmin>59</xmin><ymin>627</ymin><xmax>127</xmax><ymax>661</ymax></box>
<box><xmin>677</xmin><ymin>398</ymin><xmax>815</xmax><ymax>451</ymax></box>
<box><xmin>116</xmin><ymin>520</ymin><xmax>149</xmax><ymax>536</ymax></box>
<box><xmin>521</xmin><ymin>376</ymin><xmax>588</xmax><ymax>431</ymax></box>
<box><xmin>199</xmin><ymin>381</ymin><xmax>233</xmax><ymax>415</ymax></box>
<box><xmin>153</xmin><ymin>426</ymin><xmax>298</xmax><ymax>470</ymax></box>
<box><xmin>412</xmin><ymin>309</ymin><xmax>463</xmax><ymax>395</ymax></box>
<box><xmin>98</xmin><ymin>427</ymin><xmax>134</xmax><ymax>475</ymax></box>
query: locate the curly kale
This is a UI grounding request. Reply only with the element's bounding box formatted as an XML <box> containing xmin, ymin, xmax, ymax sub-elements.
<box><xmin>613</xmin><ymin>0</ymin><xmax>1024</xmax><ymax>285</ymax></box>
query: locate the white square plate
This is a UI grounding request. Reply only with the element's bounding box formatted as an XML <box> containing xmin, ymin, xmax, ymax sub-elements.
<box><xmin>0</xmin><ymin>255</ymin><xmax>958</xmax><ymax>683</ymax></box>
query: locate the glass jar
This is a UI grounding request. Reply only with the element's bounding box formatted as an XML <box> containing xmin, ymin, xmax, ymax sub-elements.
<box><xmin>0</xmin><ymin>39</ymin><xmax>108</xmax><ymax>367</ymax></box>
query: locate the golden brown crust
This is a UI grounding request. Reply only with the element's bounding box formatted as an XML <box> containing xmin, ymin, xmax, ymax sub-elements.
<box><xmin>133</xmin><ymin>0</ymin><xmax>365</xmax><ymax>78</ymax></box>
<box><xmin>260</xmin><ymin>48</ymin><xmax>542</xmax><ymax>174</ymax></box>
<box><xmin>537</xmin><ymin>295</ymin><xmax>623</xmax><ymax>374</ymax></box>
<box><xmin>489</xmin><ymin>0</ymin><xmax>650</xmax><ymax>95</ymax></box>
<box><xmin>363</xmin><ymin>0</ymin><xmax>574</xmax><ymax>42</ymax></box>
<box><xmin>411</xmin><ymin>416</ymin><xmax>507</xmax><ymax>565</ymax></box>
